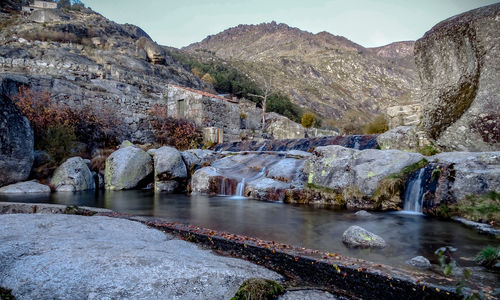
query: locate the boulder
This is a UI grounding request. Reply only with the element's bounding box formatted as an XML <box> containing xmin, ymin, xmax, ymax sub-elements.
<box><xmin>0</xmin><ymin>181</ymin><xmax>50</xmax><ymax>194</ymax></box>
<box><xmin>377</xmin><ymin>126</ymin><xmax>420</xmax><ymax>152</ymax></box>
<box><xmin>264</xmin><ymin>112</ymin><xmax>305</xmax><ymax>140</ymax></box>
<box><xmin>50</xmin><ymin>157</ymin><xmax>95</xmax><ymax>192</ymax></box>
<box><xmin>342</xmin><ymin>225</ymin><xmax>386</xmax><ymax>248</ymax></box>
<box><xmin>354</xmin><ymin>210</ymin><xmax>372</xmax><ymax>217</ymax></box>
<box><xmin>406</xmin><ymin>256</ymin><xmax>431</xmax><ymax>269</ymax></box>
<box><xmin>136</xmin><ymin>37</ymin><xmax>165</xmax><ymax>64</ymax></box>
<box><xmin>430</xmin><ymin>151</ymin><xmax>500</xmax><ymax>201</ymax></box>
<box><xmin>0</xmin><ymin>77</ymin><xmax>34</xmax><ymax>187</ymax></box>
<box><xmin>305</xmin><ymin>146</ymin><xmax>423</xmax><ymax>196</ymax></box>
<box><xmin>191</xmin><ymin>166</ymin><xmax>219</xmax><ymax>194</ymax></box>
<box><xmin>414</xmin><ymin>3</ymin><xmax>500</xmax><ymax>151</ymax></box>
<box><xmin>105</xmin><ymin>146</ymin><xmax>153</xmax><ymax>190</ymax></box>
<box><xmin>150</xmin><ymin>146</ymin><xmax>187</xmax><ymax>192</ymax></box>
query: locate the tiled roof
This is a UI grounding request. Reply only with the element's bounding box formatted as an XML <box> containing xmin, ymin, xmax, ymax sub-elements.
<box><xmin>168</xmin><ymin>84</ymin><xmax>239</xmax><ymax>104</ymax></box>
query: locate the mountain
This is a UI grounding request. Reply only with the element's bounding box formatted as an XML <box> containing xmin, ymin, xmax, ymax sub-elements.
<box><xmin>0</xmin><ymin>4</ymin><xmax>205</xmax><ymax>142</ymax></box>
<box><xmin>183</xmin><ymin>22</ymin><xmax>419</xmax><ymax>124</ymax></box>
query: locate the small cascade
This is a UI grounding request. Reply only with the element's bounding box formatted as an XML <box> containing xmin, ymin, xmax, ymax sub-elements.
<box><xmin>353</xmin><ymin>135</ymin><xmax>361</xmax><ymax>150</ymax></box>
<box><xmin>235</xmin><ymin>178</ymin><xmax>246</xmax><ymax>197</ymax></box>
<box><xmin>403</xmin><ymin>168</ymin><xmax>425</xmax><ymax>213</ymax></box>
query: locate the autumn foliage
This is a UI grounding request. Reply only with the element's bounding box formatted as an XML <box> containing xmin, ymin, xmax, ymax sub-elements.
<box><xmin>149</xmin><ymin>104</ymin><xmax>202</xmax><ymax>150</ymax></box>
<box><xmin>11</xmin><ymin>86</ymin><xmax>122</xmax><ymax>163</ymax></box>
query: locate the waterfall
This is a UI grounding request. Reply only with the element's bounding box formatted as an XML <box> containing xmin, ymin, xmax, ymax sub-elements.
<box><xmin>353</xmin><ymin>135</ymin><xmax>361</xmax><ymax>150</ymax></box>
<box><xmin>403</xmin><ymin>168</ymin><xmax>425</xmax><ymax>213</ymax></box>
<box><xmin>235</xmin><ymin>178</ymin><xmax>246</xmax><ymax>197</ymax></box>
<box><xmin>232</xmin><ymin>167</ymin><xmax>267</xmax><ymax>198</ymax></box>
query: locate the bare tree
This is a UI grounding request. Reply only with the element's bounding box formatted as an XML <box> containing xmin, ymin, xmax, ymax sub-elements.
<box><xmin>248</xmin><ymin>75</ymin><xmax>272</xmax><ymax>128</ymax></box>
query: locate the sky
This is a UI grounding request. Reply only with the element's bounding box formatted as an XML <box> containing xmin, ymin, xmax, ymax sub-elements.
<box><xmin>83</xmin><ymin>0</ymin><xmax>499</xmax><ymax>48</ymax></box>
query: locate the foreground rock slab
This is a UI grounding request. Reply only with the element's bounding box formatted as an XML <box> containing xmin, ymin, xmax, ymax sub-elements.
<box><xmin>0</xmin><ymin>181</ymin><xmax>50</xmax><ymax>194</ymax></box>
<box><xmin>0</xmin><ymin>214</ymin><xmax>281</xmax><ymax>300</ymax></box>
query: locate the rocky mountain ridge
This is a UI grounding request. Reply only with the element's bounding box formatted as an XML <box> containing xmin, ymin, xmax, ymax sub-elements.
<box><xmin>184</xmin><ymin>21</ymin><xmax>420</xmax><ymax>122</ymax></box>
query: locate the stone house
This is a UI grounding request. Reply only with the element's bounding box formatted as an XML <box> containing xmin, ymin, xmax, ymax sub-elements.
<box><xmin>22</xmin><ymin>1</ymin><xmax>57</xmax><ymax>13</ymax></box>
<box><xmin>166</xmin><ymin>85</ymin><xmax>263</xmax><ymax>142</ymax></box>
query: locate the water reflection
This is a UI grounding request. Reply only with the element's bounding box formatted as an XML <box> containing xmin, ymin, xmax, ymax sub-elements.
<box><xmin>1</xmin><ymin>190</ymin><xmax>498</xmax><ymax>269</ymax></box>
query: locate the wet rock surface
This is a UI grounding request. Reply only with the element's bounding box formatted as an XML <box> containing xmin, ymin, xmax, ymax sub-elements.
<box><xmin>213</xmin><ymin>135</ymin><xmax>379</xmax><ymax>152</ymax></box>
<box><xmin>342</xmin><ymin>225</ymin><xmax>387</xmax><ymax>248</ymax></box>
<box><xmin>415</xmin><ymin>3</ymin><xmax>500</xmax><ymax>151</ymax></box>
<box><xmin>50</xmin><ymin>157</ymin><xmax>95</xmax><ymax>192</ymax></box>
<box><xmin>406</xmin><ymin>256</ymin><xmax>431</xmax><ymax>269</ymax></box>
<box><xmin>0</xmin><ymin>214</ymin><xmax>281</xmax><ymax>300</ymax></box>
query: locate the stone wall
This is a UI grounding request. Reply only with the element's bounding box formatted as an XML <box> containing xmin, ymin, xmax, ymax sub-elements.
<box><xmin>166</xmin><ymin>85</ymin><xmax>263</xmax><ymax>142</ymax></box>
<box><xmin>386</xmin><ymin>104</ymin><xmax>421</xmax><ymax>129</ymax></box>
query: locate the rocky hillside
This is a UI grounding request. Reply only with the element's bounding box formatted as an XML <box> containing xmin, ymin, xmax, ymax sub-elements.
<box><xmin>184</xmin><ymin>22</ymin><xmax>419</xmax><ymax>122</ymax></box>
<box><xmin>0</xmin><ymin>5</ymin><xmax>205</xmax><ymax>142</ymax></box>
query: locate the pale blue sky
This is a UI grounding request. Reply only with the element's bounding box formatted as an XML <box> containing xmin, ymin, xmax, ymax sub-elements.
<box><xmin>84</xmin><ymin>0</ymin><xmax>499</xmax><ymax>48</ymax></box>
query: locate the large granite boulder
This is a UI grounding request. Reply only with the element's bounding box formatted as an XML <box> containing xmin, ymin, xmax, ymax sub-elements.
<box><xmin>377</xmin><ymin>126</ymin><xmax>420</xmax><ymax>152</ymax></box>
<box><xmin>105</xmin><ymin>146</ymin><xmax>153</xmax><ymax>190</ymax></box>
<box><xmin>264</xmin><ymin>112</ymin><xmax>305</xmax><ymax>140</ymax></box>
<box><xmin>0</xmin><ymin>77</ymin><xmax>34</xmax><ymax>187</ymax></box>
<box><xmin>29</xmin><ymin>9</ymin><xmax>70</xmax><ymax>23</ymax></box>
<box><xmin>305</xmin><ymin>146</ymin><xmax>423</xmax><ymax>196</ymax></box>
<box><xmin>149</xmin><ymin>146</ymin><xmax>187</xmax><ymax>192</ymax></box>
<box><xmin>342</xmin><ymin>225</ymin><xmax>387</xmax><ymax>248</ymax></box>
<box><xmin>0</xmin><ymin>181</ymin><xmax>50</xmax><ymax>194</ymax></box>
<box><xmin>430</xmin><ymin>151</ymin><xmax>500</xmax><ymax>202</ymax></box>
<box><xmin>50</xmin><ymin>157</ymin><xmax>95</xmax><ymax>192</ymax></box>
<box><xmin>136</xmin><ymin>37</ymin><xmax>165</xmax><ymax>64</ymax></box>
<box><xmin>414</xmin><ymin>3</ymin><xmax>500</xmax><ymax>151</ymax></box>
<box><xmin>0</xmin><ymin>214</ymin><xmax>281</xmax><ymax>299</ymax></box>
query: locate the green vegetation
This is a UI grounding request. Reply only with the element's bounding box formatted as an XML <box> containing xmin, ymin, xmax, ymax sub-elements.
<box><xmin>0</xmin><ymin>286</ymin><xmax>15</xmax><ymax>300</ymax></box>
<box><xmin>418</xmin><ymin>144</ymin><xmax>440</xmax><ymax>156</ymax></box>
<box><xmin>363</xmin><ymin>115</ymin><xmax>388</xmax><ymax>134</ymax></box>
<box><xmin>474</xmin><ymin>246</ymin><xmax>500</xmax><ymax>268</ymax></box>
<box><xmin>301</xmin><ymin>112</ymin><xmax>316</xmax><ymax>128</ymax></box>
<box><xmin>165</xmin><ymin>49</ymin><xmax>304</xmax><ymax>123</ymax></box>
<box><xmin>231</xmin><ymin>278</ymin><xmax>284</xmax><ymax>300</ymax></box>
<box><xmin>454</xmin><ymin>191</ymin><xmax>500</xmax><ymax>223</ymax></box>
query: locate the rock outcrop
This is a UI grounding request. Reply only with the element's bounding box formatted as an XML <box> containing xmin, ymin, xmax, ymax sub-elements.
<box><xmin>50</xmin><ymin>157</ymin><xmax>95</xmax><ymax>192</ymax></box>
<box><xmin>0</xmin><ymin>181</ymin><xmax>50</xmax><ymax>194</ymax></box>
<box><xmin>304</xmin><ymin>146</ymin><xmax>423</xmax><ymax>203</ymax></box>
<box><xmin>377</xmin><ymin>126</ymin><xmax>420</xmax><ymax>152</ymax></box>
<box><xmin>342</xmin><ymin>225</ymin><xmax>387</xmax><ymax>248</ymax></box>
<box><xmin>414</xmin><ymin>3</ymin><xmax>500</xmax><ymax>151</ymax></box>
<box><xmin>149</xmin><ymin>146</ymin><xmax>187</xmax><ymax>192</ymax></box>
<box><xmin>105</xmin><ymin>146</ymin><xmax>153</xmax><ymax>190</ymax></box>
<box><xmin>136</xmin><ymin>37</ymin><xmax>165</xmax><ymax>64</ymax></box>
<box><xmin>0</xmin><ymin>214</ymin><xmax>281</xmax><ymax>299</ymax></box>
<box><xmin>0</xmin><ymin>76</ymin><xmax>34</xmax><ymax>187</ymax></box>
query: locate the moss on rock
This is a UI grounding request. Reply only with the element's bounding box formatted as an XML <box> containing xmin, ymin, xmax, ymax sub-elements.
<box><xmin>231</xmin><ymin>278</ymin><xmax>284</xmax><ymax>300</ymax></box>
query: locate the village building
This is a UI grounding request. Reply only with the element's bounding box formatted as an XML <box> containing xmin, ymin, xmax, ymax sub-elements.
<box><xmin>22</xmin><ymin>1</ymin><xmax>58</xmax><ymax>13</ymax></box>
<box><xmin>166</xmin><ymin>84</ymin><xmax>263</xmax><ymax>143</ymax></box>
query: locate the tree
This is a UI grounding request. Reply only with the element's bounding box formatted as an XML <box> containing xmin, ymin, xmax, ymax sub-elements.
<box><xmin>301</xmin><ymin>112</ymin><xmax>316</xmax><ymax>128</ymax></box>
<box><xmin>248</xmin><ymin>74</ymin><xmax>272</xmax><ymax>128</ymax></box>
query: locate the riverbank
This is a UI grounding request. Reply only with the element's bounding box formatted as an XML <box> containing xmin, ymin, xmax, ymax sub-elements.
<box><xmin>2</xmin><ymin>202</ymin><xmax>496</xmax><ymax>299</ymax></box>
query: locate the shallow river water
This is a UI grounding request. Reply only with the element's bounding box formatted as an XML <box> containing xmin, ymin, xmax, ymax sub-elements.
<box><xmin>2</xmin><ymin>190</ymin><xmax>498</xmax><ymax>270</ymax></box>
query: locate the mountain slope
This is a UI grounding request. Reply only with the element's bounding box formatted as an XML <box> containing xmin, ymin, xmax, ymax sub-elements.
<box><xmin>184</xmin><ymin>22</ymin><xmax>419</xmax><ymax>123</ymax></box>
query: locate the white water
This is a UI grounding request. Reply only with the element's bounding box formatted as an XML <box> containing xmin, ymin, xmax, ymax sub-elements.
<box><xmin>403</xmin><ymin>168</ymin><xmax>425</xmax><ymax>213</ymax></box>
<box><xmin>235</xmin><ymin>178</ymin><xmax>246</xmax><ymax>197</ymax></box>
<box><xmin>233</xmin><ymin>167</ymin><xmax>267</xmax><ymax>198</ymax></box>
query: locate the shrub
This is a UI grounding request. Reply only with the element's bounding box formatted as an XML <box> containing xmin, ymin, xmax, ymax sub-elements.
<box><xmin>454</xmin><ymin>191</ymin><xmax>500</xmax><ymax>223</ymax></box>
<box><xmin>149</xmin><ymin>104</ymin><xmax>202</xmax><ymax>150</ymax></box>
<box><xmin>474</xmin><ymin>246</ymin><xmax>500</xmax><ymax>268</ymax></box>
<box><xmin>301</xmin><ymin>112</ymin><xmax>315</xmax><ymax>128</ymax></box>
<box><xmin>266</xmin><ymin>93</ymin><xmax>303</xmax><ymax>123</ymax></box>
<box><xmin>201</xmin><ymin>73</ymin><xmax>215</xmax><ymax>85</ymax></box>
<box><xmin>417</xmin><ymin>144</ymin><xmax>440</xmax><ymax>156</ymax></box>
<box><xmin>363</xmin><ymin>115</ymin><xmax>388</xmax><ymax>134</ymax></box>
<box><xmin>12</xmin><ymin>87</ymin><xmax>121</xmax><ymax>166</ymax></box>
